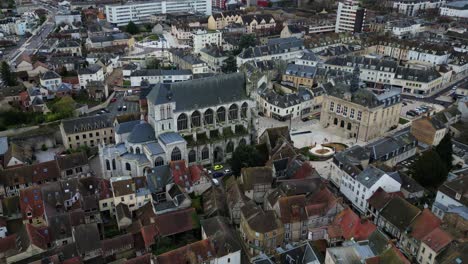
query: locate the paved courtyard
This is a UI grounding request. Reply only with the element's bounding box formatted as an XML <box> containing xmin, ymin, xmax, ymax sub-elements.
<box><xmin>256</xmin><ymin>116</ymin><xmax>365</xmax><ymax>149</ymax></box>
<box><xmin>35</xmin><ymin>147</ymin><xmax>64</xmax><ymax>163</ymax></box>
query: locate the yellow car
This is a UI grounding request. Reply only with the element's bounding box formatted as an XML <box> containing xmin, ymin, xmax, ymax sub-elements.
<box><xmin>213</xmin><ymin>165</ymin><xmax>223</xmax><ymax>171</ymax></box>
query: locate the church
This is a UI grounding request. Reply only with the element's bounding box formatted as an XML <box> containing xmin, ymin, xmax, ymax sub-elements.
<box><xmin>99</xmin><ymin>73</ymin><xmax>255</xmax><ymax>178</ymax></box>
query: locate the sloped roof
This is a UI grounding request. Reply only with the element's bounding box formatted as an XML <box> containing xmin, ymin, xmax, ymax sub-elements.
<box><xmin>115</xmin><ymin>120</ymin><xmax>140</xmax><ymax>134</ymax></box>
<box><xmin>127</xmin><ymin>122</ymin><xmax>156</xmax><ymax>143</ymax></box>
<box><xmin>409</xmin><ymin>208</ymin><xmax>441</xmax><ymax>241</ymax></box>
<box><xmin>241</xmin><ymin>166</ymin><xmax>273</xmax><ymax>190</ymax></box>
<box><xmin>56</xmin><ymin>152</ymin><xmax>87</xmax><ymax>171</ymax></box>
<box><xmin>278</xmin><ymin>195</ymin><xmax>307</xmax><ymax>223</ymax></box>
<box><xmin>146</xmin><ymin>72</ymin><xmax>248</xmax><ymax>111</ymax></box>
<box><xmin>367</xmin><ymin>188</ymin><xmax>404</xmax><ymax>211</ymax></box>
<box><xmin>156</xmin><ymin>239</ymin><xmax>215</xmax><ymax>264</ymax></box>
<box><xmin>154</xmin><ymin>208</ymin><xmax>197</xmax><ymax>237</ymax></box>
<box><xmin>421</xmin><ymin>228</ymin><xmax>453</xmax><ymax>253</ymax></box>
<box><xmin>328</xmin><ymin>208</ymin><xmax>377</xmax><ymax>241</ymax></box>
<box><xmin>26</xmin><ymin>224</ymin><xmax>51</xmax><ymax>250</ymax></box>
<box><xmin>380</xmin><ymin>197</ymin><xmax>420</xmax><ymax>231</ymax></box>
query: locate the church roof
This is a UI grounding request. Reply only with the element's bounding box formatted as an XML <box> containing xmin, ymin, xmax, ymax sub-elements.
<box><xmin>127</xmin><ymin>122</ymin><xmax>156</xmax><ymax>144</ymax></box>
<box><xmin>146</xmin><ymin>73</ymin><xmax>248</xmax><ymax>111</ymax></box>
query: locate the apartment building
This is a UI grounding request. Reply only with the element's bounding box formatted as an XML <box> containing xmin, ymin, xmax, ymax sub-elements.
<box><xmin>440</xmin><ymin>1</ymin><xmax>468</xmax><ymax>18</ymax></box>
<box><xmin>129</xmin><ymin>69</ymin><xmax>192</xmax><ymax>87</ymax></box>
<box><xmin>110</xmin><ymin>176</ymin><xmax>152</xmax><ymax>212</ymax></box>
<box><xmin>105</xmin><ymin>0</ymin><xmax>212</xmax><ymax>26</ymax></box>
<box><xmin>392</xmin><ymin>0</ymin><xmax>445</xmax><ymax>16</ymax></box>
<box><xmin>60</xmin><ymin>114</ymin><xmax>114</xmax><ymax>149</ymax></box>
<box><xmin>192</xmin><ymin>30</ymin><xmax>223</xmax><ymax>53</ymax></box>
<box><xmin>78</xmin><ymin>64</ymin><xmax>105</xmax><ymax>89</ymax></box>
<box><xmin>335</xmin><ymin>0</ymin><xmax>366</xmax><ymax>33</ymax></box>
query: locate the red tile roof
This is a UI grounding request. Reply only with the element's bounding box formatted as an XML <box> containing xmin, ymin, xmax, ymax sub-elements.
<box><xmin>19</xmin><ymin>186</ymin><xmax>44</xmax><ymax>220</ymax></box>
<box><xmin>141</xmin><ymin>224</ymin><xmax>159</xmax><ymax>248</ymax></box>
<box><xmin>278</xmin><ymin>195</ymin><xmax>308</xmax><ymax>223</ymax></box>
<box><xmin>26</xmin><ymin>224</ymin><xmax>51</xmax><ymax>250</ymax></box>
<box><xmin>367</xmin><ymin>187</ymin><xmax>404</xmax><ymax>210</ymax></box>
<box><xmin>292</xmin><ymin>162</ymin><xmax>316</xmax><ymax>179</ymax></box>
<box><xmin>188</xmin><ymin>164</ymin><xmax>205</xmax><ymax>183</ymax></box>
<box><xmin>124</xmin><ymin>254</ymin><xmax>152</xmax><ymax>264</ymax></box>
<box><xmin>33</xmin><ymin>61</ymin><xmax>49</xmax><ymax>70</ymax></box>
<box><xmin>156</xmin><ymin>239</ymin><xmax>215</xmax><ymax>264</ymax></box>
<box><xmin>154</xmin><ymin>208</ymin><xmax>197</xmax><ymax>237</ymax></box>
<box><xmin>170</xmin><ymin>160</ymin><xmax>190</xmax><ymax>187</ymax></box>
<box><xmin>62</xmin><ymin>257</ymin><xmax>83</xmax><ymax>264</ymax></box>
<box><xmin>421</xmin><ymin>227</ymin><xmax>452</xmax><ymax>253</ymax></box>
<box><xmin>99</xmin><ymin>178</ymin><xmax>112</xmax><ymax>200</ymax></box>
<box><xmin>306</xmin><ymin>186</ymin><xmax>339</xmax><ymax>216</ymax></box>
<box><xmin>409</xmin><ymin>208</ymin><xmax>441</xmax><ymax>241</ymax></box>
<box><xmin>328</xmin><ymin>208</ymin><xmax>376</xmax><ymax>241</ymax></box>
<box><xmin>0</xmin><ymin>234</ymin><xmax>17</xmax><ymax>254</ymax></box>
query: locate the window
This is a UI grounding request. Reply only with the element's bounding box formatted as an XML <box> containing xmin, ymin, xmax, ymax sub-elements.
<box><xmin>336</xmin><ymin>104</ymin><xmax>341</xmax><ymax>113</ymax></box>
<box><xmin>429</xmin><ymin>254</ymin><xmax>432</xmax><ymax>260</ymax></box>
<box><xmin>155</xmin><ymin>157</ymin><xmax>164</xmax><ymax>166</ymax></box>
<box><xmin>217</xmin><ymin>107</ymin><xmax>226</xmax><ymax>122</ymax></box>
<box><xmin>357</xmin><ymin>111</ymin><xmax>362</xmax><ymax>121</ymax></box>
<box><xmin>106</xmin><ymin>160</ymin><xmax>110</xmax><ymax>170</ymax></box>
<box><xmin>229</xmin><ymin>104</ymin><xmax>239</xmax><ymax>120</ymax></box>
<box><xmin>202</xmin><ymin>147</ymin><xmax>209</xmax><ymax>160</ymax></box>
<box><xmin>226</xmin><ymin>141</ymin><xmax>234</xmax><ymax>153</ymax></box>
<box><xmin>241</xmin><ymin>102</ymin><xmax>248</xmax><ymax>118</ymax></box>
<box><xmin>171</xmin><ymin>147</ymin><xmax>182</xmax><ymax>161</ymax></box>
<box><xmin>102</xmin><ymin>202</ymin><xmax>108</xmax><ymax>208</ymax></box>
<box><xmin>191</xmin><ymin>111</ymin><xmax>201</xmax><ymax>127</ymax></box>
<box><xmin>177</xmin><ymin>114</ymin><xmax>188</xmax><ymax>130</ymax></box>
<box><xmin>343</xmin><ymin>106</ymin><xmax>348</xmax><ymax>116</ymax></box>
<box><xmin>112</xmin><ymin>159</ymin><xmax>116</xmax><ymax>170</ymax></box>
<box><xmin>329</xmin><ymin>102</ymin><xmax>334</xmax><ymax>111</ymax></box>
<box><xmin>125</xmin><ymin>163</ymin><xmax>131</xmax><ymax>171</ymax></box>
<box><xmin>75</xmin><ymin>135</ymin><xmax>79</xmax><ymax>140</ymax></box>
<box><xmin>188</xmin><ymin>150</ymin><xmax>196</xmax><ymax>163</ymax></box>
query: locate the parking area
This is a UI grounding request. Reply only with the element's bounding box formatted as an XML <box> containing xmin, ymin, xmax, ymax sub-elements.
<box><xmin>400</xmin><ymin>100</ymin><xmax>445</xmax><ymax>119</ymax></box>
<box><xmin>92</xmin><ymin>92</ymin><xmax>140</xmax><ymax>117</ymax></box>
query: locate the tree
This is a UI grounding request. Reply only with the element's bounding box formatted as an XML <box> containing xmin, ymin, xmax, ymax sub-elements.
<box><xmin>230</xmin><ymin>144</ymin><xmax>264</xmax><ymax>176</ymax></box>
<box><xmin>1</xmin><ymin>61</ymin><xmax>17</xmax><ymax>86</ymax></box>
<box><xmin>238</xmin><ymin>34</ymin><xmax>256</xmax><ymax>50</ymax></box>
<box><xmin>146</xmin><ymin>58</ymin><xmax>161</xmax><ymax>69</ymax></box>
<box><xmin>126</xmin><ymin>21</ymin><xmax>139</xmax><ymax>35</ymax></box>
<box><xmin>436</xmin><ymin>133</ymin><xmax>453</xmax><ymax>170</ymax></box>
<box><xmin>39</xmin><ymin>15</ymin><xmax>47</xmax><ymax>25</ymax></box>
<box><xmin>411</xmin><ymin>150</ymin><xmax>448</xmax><ymax>189</ymax></box>
<box><xmin>221</xmin><ymin>55</ymin><xmax>237</xmax><ymax>73</ymax></box>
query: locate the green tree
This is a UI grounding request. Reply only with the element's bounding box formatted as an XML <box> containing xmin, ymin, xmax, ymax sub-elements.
<box><xmin>39</xmin><ymin>15</ymin><xmax>47</xmax><ymax>25</ymax></box>
<box><xmin>436</xmin><ymin>133</ymin><xmax>453</xmax><ymax>170</ymax></box>
<box><xmin>146</xmin><ymin>58</ymin><xmax>161</xmax><ymax>69</ymax></box>
<box><xmin>230</xmin><ymin>144</ymin><xmax>264</xmax><ymax>176</ymax></box>
<box><xmin>126</xmin><ymin>21</ymin><xmax>139</xmax><ymax>35</ymax></box>
<box><xmin>411</xmin><ymin>150</ymin><xmax>448</xmax><ymax>189</ymax></box>
<box><xmin>51</xmin><ymin>96</ymin><xmax>75</xmax><ymax>116</ymax></box>
<box><xmin>1</xmin><ymin>61</ymin><xmax>17</xmax><ymax>86</ymax></box>
<box><xmin>221</xmin><ymin>55</ymin><xmax>237</xmax><ymax>73</ymax></box>
<box><xmin>238</xmin><ymin>34</ymin><xmax>256</xmax><ymax>50</ymax></box>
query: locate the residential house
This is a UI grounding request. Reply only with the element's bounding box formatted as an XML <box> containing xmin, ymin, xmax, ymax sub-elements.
<box><xmin>77</xmin><ymin>64</ymin><xmax>104</xmax><ymax>89</ymax></box>
<box><xmin>367</xmin><ymin>188</ymin><xmax>404</xmax><ymax>223</ymax></box>
<box><xmin>226</xmin><ymin>182</ymin><xmax>249</xmax><ymax>224</ymax></box>
<box><xmin>14</xmin><ymin>54</ymin><xmax>33</xmax><ymax>72</ymax></box>
<box><xmin>19</xmin><ymin>187</ymin><xmax>45</xmax><ymax>226</ymax></box>
<box><xmin>236</xmin><ymin>14</ymin><xmax>276</xmax><ymax>34</ymax></box>
<box><xmin>40</xmin><ymin>71</ymin><xmax>62</xmax><ymax>91</ymax></box>
<box><xmin>60</xmin><ymin>114</ymin><xmax>114</xmax><ymax>149</ymax></box>
<box><xmin>28</xmin><ymin>62</ymin><xmax>50</xmax><ymax>78</ymax></box>
<box><xmin>275</xmin><ymin>195</ymin><xmax>308</xmax><ymax>242</ymax></box>
<box><xmin>199</xmin><ymin>46</ymin><xmax>228</xmax><ymax>73</ymax></box>
<box><xmin>56</xmin><ymin>40</ymin><xmax>82</xmax><ymax>56</ymax></box>
<box><xmin>282</xmin><ymin>64</ymin><xmax>317</xmax><ymax>89</ymax></box>
<box><xmin>411</xmin><ymin>116</ymin><xmax>447</xmax><ymax>146</ymax></box>
<box><xmin>239</xmin><ymin>202</ymin><xmax>284</xmax><ymax>257</ymax></box>
<box><xmin>170</xmin><ymin>49</ymin><xmax>210</xmax><ymax>74</ymax></box>
<box><xmin>101</xmin><ymin>233</ymin><xmax>134</xmax><ymax>259</ymax></box>
<box><xmin>365</xmin><ymin>128</ymin><xmax>418</xmax><ymax>167</ymax></box>
<box><xmin>281</xmin><ymin>24</ymin><xmax>305</xmax><ymax>39</ymax></box>
<box><xmin>326</xmin><ymin>208</ymin><xmax>376</xmax><ymax>245</ymax></box>
<box><xmin>417</xmin><ymin>228</ymin><xmax>453</xmax><ymax>264</ymax></box>
<box><xmin>192</xmin><ymin>29</ymin><xmax>223</xmax><ymax>53</ymax></box>
<box><xmin>240</xmin><ymin>166</ymin><xmax>273</xmax><ymax>203</ymax></box>
<box><xmin>111</xmin><ymin>176</ymin><xmax>152</xmax><ymax>212</ymax></box>
<box><xmin>432</xmin><ymin>174</ymin><xmax>467</xmax><ymax>220</ymax></box>
<box><xmin>2</xmin><ymin>143</ymin><xmax>32</xmax><ymax>168</ymax></box>
<box><xmin>129</xmin><ymin>69</ymin><xmax>192</xmax><ymax>87</ymax></box>
<box><xmin>376</xmin><ymin>196</ymin><xmax>420</xmax><ymax>240</ymax></box>
<box><xmin>200</xmin><ymin>216</ymin><xmax>242</xmax><ymax>264</ymax></box>
<box><xmin>154</xmin><ymin>207</ymin><xmax>198</xmax><ymax>237</ymax></box>
<box><xmin>156</xmin><ymin>239</ymin><xmax>215</xmax><ymax>263</ymax></box>
<box><xmin>72</xmin><ymin>223</ymin><xmax>102</xmax><ymax>261</ymax></box>
<box><xmin>115</xmin><ymin>203</ymin><xmax>132</xmax><ymax>230</ymax></box>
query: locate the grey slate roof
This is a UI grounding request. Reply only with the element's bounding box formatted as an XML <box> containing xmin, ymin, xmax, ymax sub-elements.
<box><xmin>130</xmin><ymin>69</ymin><xmax>192</xmax><ymax>77</ymax></box>
<box><xmin>366</xmin><ymin>128</ymin><xmax>416</xmax><ymax>161</ymax></box>
<box><xmin>395</xmin><ymin>67</ymin><xmax>441</xmax><ymax>83</ymax></box>
<box><xmin>127</xmin><ymin>122</ymin><xmax>156</xmax><ymax>143</ymax></box>
<box><xmin>355</xmin><ymin>166</ymin><xmax>387</xmax><ymax>188</ymax></box>
<box><xmin>238</xmin><ymin>38</ymin><xmax>304</xmax><ymax>59</ymax></box>
<box><xmin>144</xmin><ymin>142</ymin><xmax>164</xmax><ymax>155</ymax></box>
<box><xmin>73</xmin><ymin>223</ymin><xmax>101</xmax><ymax>254</ymax></box>
<box><xmin>41</xmin><ymin>71</ymin><xmax>61</xmax><ymax>80</ymax></box>
<box><xmin>146</xmin><ymin>165</ymin><xmax>173</xmax><ymax>193</ymax></box>
<box><xmin>115</xmin><ymin>120</ymin><xmax>140</xmax><ymax>134</ymax></box>
<box><xmin>260</xmin><ymin>88</ymin><xmax>312</xmax><ymax>108</ymax></box>
<box><xmin>57</xmin><ymin>40</ymin><xmax>80</xmax><ymax>48</ymax></box>
<box><xmin>61</xmin><ymin>114</ymin><xmax>112</xmax><ymax>134</ymax></box>
<box><xmin>158</xmin><ymin>132</ymin><xmax>185</xmax><ymax>145</ymax></box>
<box><xmin>146</xmin><ymin>72</ymin><xmax>248</xmax><ymax>111</ymax></box>
<box><xmin>0</xmin><ymin>137</ymin><xmax>8</xmax><ymax>155</ymax></box>
<box><xmin>285</xmin><ymin>64</ymin><xmax>317</xmax><ymax>78</ymax></box>
<box><xmin>77</xmin><ymin>64</ymin><xmax>102</xmax><ymax>75</ymax></box>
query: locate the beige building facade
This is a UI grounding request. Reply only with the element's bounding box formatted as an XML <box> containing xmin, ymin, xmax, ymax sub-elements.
<box><xmin>60</xmin><ymin>114</ymin><xmax>115</xmax><ymax>149</ymax></box>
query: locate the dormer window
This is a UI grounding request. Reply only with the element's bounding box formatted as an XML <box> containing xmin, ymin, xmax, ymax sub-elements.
<box><xmin>456</xmin><ymin>193</ymin><xmax>461</xmax><ymax>200</ymax></box>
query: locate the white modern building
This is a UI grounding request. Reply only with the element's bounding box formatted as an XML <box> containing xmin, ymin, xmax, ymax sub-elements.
<box><xmin>392</xmin><ymin>0</ymin><xmax>445</xmax><ymax>16</ymax></box>
<box><xmin>129</xmin><ymin>69</ymin><xmax>193</xmax><ymax>87</ymax></box>
<box><xmin>78</xmin><ymin>64</ymin><xmax>105</xmax><ymax>89</ymax></box>
<box><xmin>105</xmin><ymin>0</ymin><xmax>212</xmax><ymax>26</ymax></box>
<box><xmin>335</xmin><ymin>0</ymin><xmax>366</xmax><ymax>33</ymax></box>
<box><xmin>193</xmin><ymin>30</ymin><xmax>223</xmax><ymax>53</ymax></box>
<box><xmin>340</xmin><ymin>166</ymin><xmax>402</xmax><ymax>213</ymax></box>
<box><xmin>440</xmin><ymin>1</ymin><xmax>468</xmax><ymax>18</ymax></box>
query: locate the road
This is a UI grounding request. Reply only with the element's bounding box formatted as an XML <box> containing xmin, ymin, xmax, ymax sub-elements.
<box><xmin>401</xmin><ymin>77</ymin><xmax>467</xmax><ymax>107</ymax></box>
<box><xmin>90</xmin><ymin>92</ymin><xmax>140</xmax><ymax>118</ymax></box>
<box><xmin>7</xmin><ymin>4</ymin><xmax>57</xmax><ymax>64</ymax></box>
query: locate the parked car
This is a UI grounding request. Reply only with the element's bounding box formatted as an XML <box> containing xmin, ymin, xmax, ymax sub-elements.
<box><xmin>123</xmin><ymin>105</ymin><xmax>127</xmax><ymax>111</ymax></box>
<box><xmin>224</xmin><ymin>169</ymin><xmax>232</xmax><ymax>175</ymax></box>
<box><xmin>213</xmin><ymin>164</ymin><xmax>223</xmax><ymax>171</ymax></box>
<box><xmin>406</xmin><ymin>110</ymin><xmax>417</xmax><ymax>117</ymax></box>
<box><xmin>110</xmin><ymin>98</ymin><xmax>117</xmax><ymax>103</ymax></box>
<box><xmin>118</xmin><ymin>106</ymin><xmax>122</xmax><ymax>111</ymax></box>
<box><xmin>402</xmin><ymin>102</ymin><xmax>408</xmax><ymax>106</ymax></box>
<box><xmin>212</xmin><ymin>172</ymin><xmax>224</xmax><ymax>178</ymax></box>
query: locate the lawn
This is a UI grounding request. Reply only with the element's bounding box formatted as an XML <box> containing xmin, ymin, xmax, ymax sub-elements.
<box><xmin>148</xmin><ymin>34</ymin><xmax>159</xmax><ymax>41</ymax></box>
<box><xmin>399</xmin><ymin>118</ymin><xmax>410</xmax><ymax>125</ymax></box>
